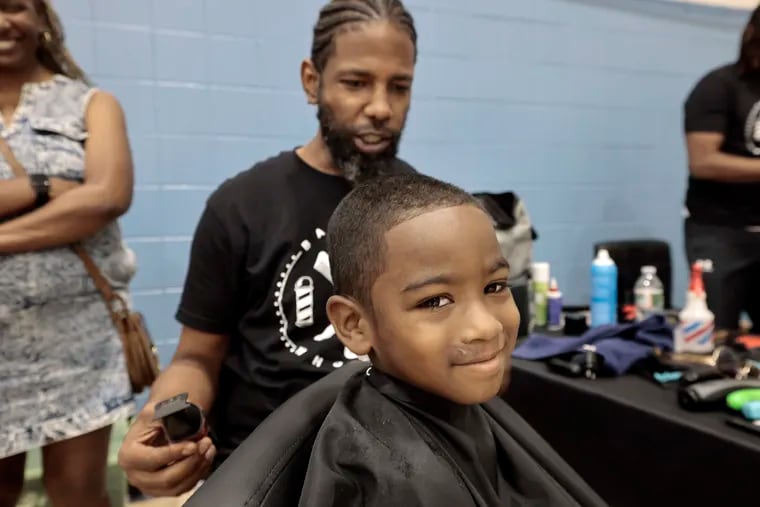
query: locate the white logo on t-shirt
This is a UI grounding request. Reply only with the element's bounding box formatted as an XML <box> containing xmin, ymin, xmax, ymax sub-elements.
<box><xmin>744</xmin><ymin>101</ymin><xmax>760</xmax><ymax>155</ymax></box>
<box><xmin>274</xmin><ymin>228</ymin><xmax>365</xmax><ymax>370</ymax></box>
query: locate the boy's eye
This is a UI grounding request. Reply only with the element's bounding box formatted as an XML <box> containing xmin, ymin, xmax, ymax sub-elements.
<box><xmin>485</xmin><ymin>281</ymin><xmax>510</xmax><ymax>294</ymax></box>
<box><xmin>419</xmin><ymin>295</ymin><xmax>453</xmax><ymax>309</ymax></box>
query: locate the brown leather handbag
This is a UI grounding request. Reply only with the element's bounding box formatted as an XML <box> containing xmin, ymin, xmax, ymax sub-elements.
<box><xmin>0</xmin><ymin>137</ymin><xmax>159</xmax><ymax>394</ymax></box>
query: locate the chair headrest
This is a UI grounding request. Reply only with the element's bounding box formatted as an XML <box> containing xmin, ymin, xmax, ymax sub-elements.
<box><xmin>185</xmin><ymin>361</ymin><xmax>367</xmax><ymax>507</ymax></box>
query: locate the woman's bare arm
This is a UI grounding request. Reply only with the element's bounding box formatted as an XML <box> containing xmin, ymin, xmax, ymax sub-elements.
<box><xmin>0</xmin><ymin>91</ymin><xmax>134</xmax><ymax>253</ymax></box>
<box><xmin>0</xmin><ymin>177</ymin><xmax>83</xmax><ymax>219</ymax></box>
<box><xmin>0</xmin><ymin>178</ymin><xmax>36</xmax><ymax>218</ymax></box>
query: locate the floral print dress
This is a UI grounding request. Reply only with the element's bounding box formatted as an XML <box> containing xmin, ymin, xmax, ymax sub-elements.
<box><xmin>0</xmin><ymin>75</ymin><xmax>135</xmax><ymax>458</ymax></box>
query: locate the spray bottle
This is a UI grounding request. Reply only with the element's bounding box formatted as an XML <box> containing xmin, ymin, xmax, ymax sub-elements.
<box><xmin>673</xmin><ymin>262</ymin><xmax>715</xmax><ymax>353</ymax></box>
<box><xmin>547</xmin><ymin>277</ymin><xmax>563</xmax><ymax>331</ymax></box>
<box><xmin>591</xmin><ymin>249</ymin><xmax>617</xmax><ymax>327</ymax></box>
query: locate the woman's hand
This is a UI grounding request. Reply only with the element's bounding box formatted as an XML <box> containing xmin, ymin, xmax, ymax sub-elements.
<box><xmin>0</xmin><ymin>177</ymin><xmax>81</xmax><ymax>220</ymax></box>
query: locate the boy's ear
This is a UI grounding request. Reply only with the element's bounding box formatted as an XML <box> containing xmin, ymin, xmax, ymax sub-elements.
<box><xmin>326</xmin><ymin>295</ymin><xmax>373</xmax><ymax>357</ymax></box>
<box><xmin>300</xmin><ymin>59</ymin><xmax>319</xmax><ymax>105</ymax></box>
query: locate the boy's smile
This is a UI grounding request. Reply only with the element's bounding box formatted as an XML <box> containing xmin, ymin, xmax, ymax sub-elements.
<box><xmin>366</xmin><ymin>204</ymin><xmax>520</xmax><ymax>405</ymax></box>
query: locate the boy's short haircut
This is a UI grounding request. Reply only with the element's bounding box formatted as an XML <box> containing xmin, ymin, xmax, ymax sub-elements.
<box><xmin>327</xmin><ymin>173</ymin><xmax>481</xmax><ymax>306</ymax></box>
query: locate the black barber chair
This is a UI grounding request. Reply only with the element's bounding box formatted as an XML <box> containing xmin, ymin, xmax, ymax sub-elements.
<box><xmin>594</xmin><ymin>239</ymin><xmax>673</xmax><ymax>317</ymax></box>
<box><xmin>184</xmin><ymin>361</ymin><xmax>366</xmax><ymax>507</ymax></box>
<box><xmin>185</xmin><ymin>362</ymin><xmax>604</xmax><ymax>507</ymax></box>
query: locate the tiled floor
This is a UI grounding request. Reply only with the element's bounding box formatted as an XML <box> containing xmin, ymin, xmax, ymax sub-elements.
<box><xmin>130</xmin><ymin>499</ymin><xmax>183</xmax><ymax>507</ymax></box>
<box><xmin>129</xmin><ymin>495</ymin><xmax>192</xmax><ymax>507</ymax></box>
<box><xmin>19</xmin><ymin>418</ymin><xmax>197</xmax><ymax>507</ymax></box>
<box><xmin>19</xmin><ymin>487</ymin><xmax>190</xmax><ymax>507</ymax></box>
<box><xmin>128</xmin><ymin>487</ymin><xmax>196</xmax><ymax>506</ymax></box>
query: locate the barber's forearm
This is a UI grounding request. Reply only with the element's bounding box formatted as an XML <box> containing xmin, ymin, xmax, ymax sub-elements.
<box><xmin>0</xmin><ymin>185</ymin><xmax>126</xmax><ymax>253</ymax></box>
<box><xmin>0</xmin><ymin>178</ymin><xmax>35</xmax><ymax>219</ymax></box>
<box><xmin>145</xmin><ymin>357</ymin><xmax>220</xmax><ymax>415</ymax></box>
<box><xmin>691</xmin><ymin>153</ymin><xmax>760</xmax><ymax>182</ymax></box>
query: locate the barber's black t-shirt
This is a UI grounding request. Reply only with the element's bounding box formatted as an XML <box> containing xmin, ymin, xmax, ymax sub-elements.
<box><xmin>684</xmin><ymin>63</ymin><xmax>760</xmax><ymax>226</ymax></box>
<box><xmin>176</xmin><ymin>150</ymin><xmax>415</xmax><ymax>460</ymax></box>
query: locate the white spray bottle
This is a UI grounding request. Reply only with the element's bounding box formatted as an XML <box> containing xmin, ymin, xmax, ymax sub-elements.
<box><xmin>673</xmin><ymin>262</ymin><xmax>715</xmax><ymax>353</ymax></box>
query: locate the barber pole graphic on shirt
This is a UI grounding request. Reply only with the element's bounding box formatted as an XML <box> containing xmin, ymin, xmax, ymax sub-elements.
<box><xmin>294</xmin><ymin>276</ymin><xmax>315</xmax><ymax>328</ymax></box>
<box><xmin>274</xmin><ymin>228</ymin><xmax>365</xmax><ymax>370</ymax></box>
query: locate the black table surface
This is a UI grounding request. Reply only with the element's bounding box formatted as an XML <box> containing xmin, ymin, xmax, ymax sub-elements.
<box><xmin>504</xmin><ymin>358</ymin><xmax>760</xmax><ymax>507</ymax></box>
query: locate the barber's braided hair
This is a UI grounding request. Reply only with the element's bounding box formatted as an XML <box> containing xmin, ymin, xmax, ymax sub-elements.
<box><xmin>311</xmin><ymin>0</ymin><xmax>417</xmax><ymax>72</ymax></box>
<box><xmin>35</xmin><ymin>0</ymin><xmax>90</xmax><ymax>83</ymax></box>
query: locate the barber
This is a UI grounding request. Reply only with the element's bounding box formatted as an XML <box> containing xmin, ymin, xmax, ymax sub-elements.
<box><xmin>117</xmin><ymin>0</ymin><xmax>419</xmax><ymax>498</ymax></box>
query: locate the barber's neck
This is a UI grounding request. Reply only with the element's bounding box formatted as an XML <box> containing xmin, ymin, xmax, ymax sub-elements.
<box><xmin>296</xmin><ymin>132</ymin><xmax>342</xmax><ymax>177</ymax></box>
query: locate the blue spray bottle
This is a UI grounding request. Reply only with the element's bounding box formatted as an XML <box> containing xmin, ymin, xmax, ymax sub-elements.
<box><xmin>591</xmin><ymin>248</ymin><xmax>617</xmax><ymax>327</ymax></box>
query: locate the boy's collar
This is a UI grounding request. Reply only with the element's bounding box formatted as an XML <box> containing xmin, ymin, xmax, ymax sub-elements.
<box><xmin>365</xmin><ymin>366</ymin><xmax>475</xmax><ymax>427</ymax></box>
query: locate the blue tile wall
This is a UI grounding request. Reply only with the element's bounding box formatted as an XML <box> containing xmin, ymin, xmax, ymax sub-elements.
<box><xmin>56</xmin><ymin>0</ymin><xmax>750</xmax><ymax>356</ymax></box>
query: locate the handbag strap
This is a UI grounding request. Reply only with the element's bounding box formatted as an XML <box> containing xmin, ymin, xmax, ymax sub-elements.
<box><xmin>0</xmin><ymin>136</ymin><xmax>27</xmax><ymax>178</ymax></box>
<box><xmin>0</xmin><ymin>136</ymin><xmax>123</xmax><ymax>314</ymax></box>
<box><xmin>70</xmin><ymin>242</ymin><xmax>122</xmax><ymax>308</ymax></box>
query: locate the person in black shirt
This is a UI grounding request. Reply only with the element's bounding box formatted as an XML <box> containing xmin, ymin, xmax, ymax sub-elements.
<box><xmin>118</xmin><ymin>0</ymin><xmax>418</xmax><ymax>498</ymax></box>
<box><xmin>683</xmin><ymin>6</ymin><xmax>760</xmax><ymax>332</ymax></box>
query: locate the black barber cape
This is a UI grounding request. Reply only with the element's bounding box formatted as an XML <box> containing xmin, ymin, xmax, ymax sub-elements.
<box><xmin>298</xmin><ymin>368</ymin><xmax>606</xmax><ymax>507</ymax></box>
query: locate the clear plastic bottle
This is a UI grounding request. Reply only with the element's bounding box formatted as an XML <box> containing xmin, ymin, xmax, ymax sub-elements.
<box><xmin>633</xmin><ymin>266</ymin><xmax>664</xmax><ymax>321</ymax></box>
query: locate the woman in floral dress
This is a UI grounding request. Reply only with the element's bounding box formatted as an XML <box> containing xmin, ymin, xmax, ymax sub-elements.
<box><xmin>0</xmin><ymin>1</ymin><xmax>136</xmax><ymax>506</ymax></box>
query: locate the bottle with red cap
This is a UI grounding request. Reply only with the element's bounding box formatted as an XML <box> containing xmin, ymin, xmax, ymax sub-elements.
<box><xmin>673</xmin><ymin>261</ymin><xmax>715</xmax><ymax>353</ymax></box>
<box><xmin>547</xmin><ymin>277</ymin><xmax>563</xmax><ymax>331</ymax></box>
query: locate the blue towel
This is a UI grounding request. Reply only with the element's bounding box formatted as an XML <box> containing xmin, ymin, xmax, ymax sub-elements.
<box><xmin>512</xmin><ymin>315</ymin><xmax>674</xmax><ymax>375</ymax></box>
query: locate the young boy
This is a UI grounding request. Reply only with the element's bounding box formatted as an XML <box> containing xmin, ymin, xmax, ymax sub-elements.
<box><xmin>298</xmin><ymin>173</ymin><xmax>605</xmax><ymax>506</ymax></box>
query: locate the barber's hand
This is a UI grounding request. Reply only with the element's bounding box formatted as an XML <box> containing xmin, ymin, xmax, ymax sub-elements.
<box><xmin>117</xmin><ymin>404</ymin><xmax>216</xmax><ymax>498</ymax></box>
<box><xmin>49</xmin><ymin>177</ymin><xmax>82</xmax><ymax>199</ymax></box>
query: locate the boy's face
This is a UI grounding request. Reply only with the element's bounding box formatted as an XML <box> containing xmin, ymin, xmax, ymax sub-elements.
<box><xmin>367</xmin><ymin>204</ymin><xmax>520</xmax><ymax>405</ymax></box>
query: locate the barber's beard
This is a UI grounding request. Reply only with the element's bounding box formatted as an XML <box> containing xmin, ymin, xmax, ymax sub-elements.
<box><xmin>317</xmin><ymin>103</ymin><xmax>403</xmax><ymax>185</ymax></box>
